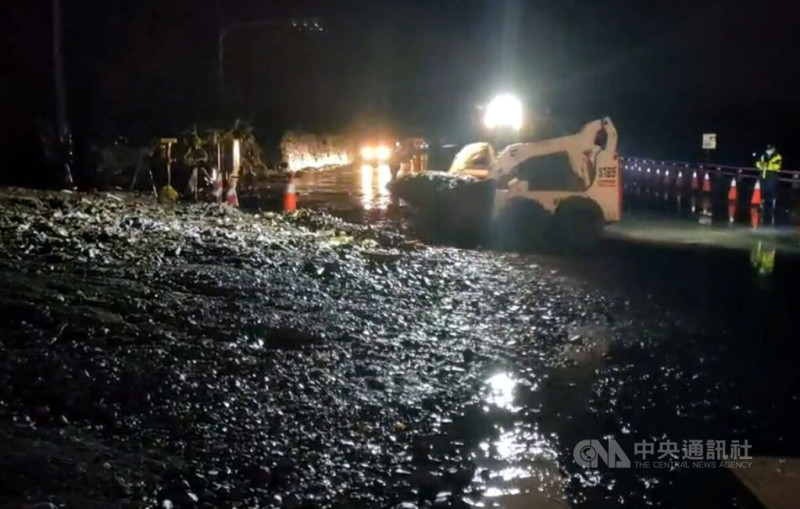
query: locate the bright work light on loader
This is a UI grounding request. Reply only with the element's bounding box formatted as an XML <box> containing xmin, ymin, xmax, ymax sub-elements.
<box><xmin>484</xmin><ymin>93</ymin><xmax>523</xmax><ymax>131</ymax></box>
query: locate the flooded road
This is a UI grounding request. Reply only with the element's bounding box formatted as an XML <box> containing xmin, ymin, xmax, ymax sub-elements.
<box><xmin>296</xmin><ymin>164</ymin><xmax>395</xmax><ymax>213</ymax></box>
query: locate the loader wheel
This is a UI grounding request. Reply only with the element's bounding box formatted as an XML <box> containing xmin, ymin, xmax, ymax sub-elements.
<box><xmin>493</xmin><ymin>198</ymin><xmax>551</xmax><ymax>251</ymax></box>
<box><xmin>551</xmin><ymin>197</ymin><xmax>604</xmax><ymax>252</ymax></box>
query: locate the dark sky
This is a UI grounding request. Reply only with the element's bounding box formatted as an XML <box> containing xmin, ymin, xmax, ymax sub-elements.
<box><xmin>2</xmin><ymin>0</ymin><xmax>798</xmax><ymax>163</ymax></box>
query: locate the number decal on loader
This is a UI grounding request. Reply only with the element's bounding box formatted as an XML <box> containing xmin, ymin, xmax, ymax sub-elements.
<box><xmin>597</xmin><ymin>166</ymin><xmax>617</xmax><ymax>187</ymax></box>
<box><xmin>598</xmin><ymin>167</ymin><xmax>617</xmax><ymax>179</ymax></box>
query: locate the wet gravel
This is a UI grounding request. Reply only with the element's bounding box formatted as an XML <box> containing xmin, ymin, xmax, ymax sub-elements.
<box><xmin>0</xmin><ymin>187</ymin><xmax>792</xmax><ymax>508</ymax></box>
<box><xmin>388</xmin><ymin>173</ymin><xmax>494</xmax><ymax>247</ymax></box>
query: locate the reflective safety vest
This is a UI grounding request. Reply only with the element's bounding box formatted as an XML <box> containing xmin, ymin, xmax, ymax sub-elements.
<box><xmin>756</xmin><ymin>152</ymin><xmax>782</xmax><ymax>178</ymax></box>
<box><xmin>750</xmin><ymin>241</ymin><xmax>775</xmax><ymax>276</ymax></box>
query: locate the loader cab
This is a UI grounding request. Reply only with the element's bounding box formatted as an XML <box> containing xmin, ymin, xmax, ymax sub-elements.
<box><xmin>496</xmin><ymin>150</ymin><xmax>587</xmax><ymax>192</ymax></box>
<box><xmin>494</xmin><ymin>119</ymin><xmax>615</xmax><ymax>190</ymax></box>
<box><xmin>490</xmin><ymin>118</ymin><xmax>621</xmax><ymax>248</ymax></box>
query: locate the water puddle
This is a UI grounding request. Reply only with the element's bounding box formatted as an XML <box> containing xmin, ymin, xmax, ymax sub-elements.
<box><xmin>462</xmin><ymin>372</ymin><xmax>568</xmax><ymax>508</ymax></box>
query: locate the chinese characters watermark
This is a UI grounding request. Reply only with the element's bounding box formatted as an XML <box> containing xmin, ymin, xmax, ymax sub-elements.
<box><xmin>574</xmin><ymin>438</ymin><xmax>753</xmax><ymax>469</ymax></box>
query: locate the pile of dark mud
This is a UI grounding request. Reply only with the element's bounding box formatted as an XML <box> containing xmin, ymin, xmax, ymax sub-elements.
<box><xmin>0</xmin><ymin>187</ymin><xmax>619</xmax><ymax>508</ymax></box>
<box><xmin>0</xmin><ymin>188</ymin><xmax>770</xmax><ymax>508</ymax></box>
<box><xmin>389</xmin><ymin>173</ymin><xmax>488</xmax><ymax>211</ymax></box>
<box><xmin>389</xmin><ymin>173</ymin><xmax>495</xmax><ymax>247</ymax></box>
<box><xmin>390</xmin><ymin>173</ymin><xmax>558</xmax><ymax>251</ymax></box>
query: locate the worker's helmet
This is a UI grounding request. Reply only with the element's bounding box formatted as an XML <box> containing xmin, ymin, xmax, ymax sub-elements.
<box><xmin>766</xmin><ymin>143</ymin><xmax>776</xmax><ymax>150</ymax></box>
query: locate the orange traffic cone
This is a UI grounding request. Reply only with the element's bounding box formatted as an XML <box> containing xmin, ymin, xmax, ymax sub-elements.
<box><xmin>727</xmin><ymin>177</ymin><xmax>737</xmax><ymax>202</ymax></box>
<box><xmin>691</xmin><ymin>171</ymin><xmax>699</xmax><ymax>190</ymax></box>
<box><xmin>728</xmin><ymin>201</ymin><xmax>736</xmax><ymax>223</ymax></box>
<box><xmin>702</xmin><ymin>172</ymin><xmax>711</xmax><ymax>193</ymax></box>
<box><xmin>750</xmin><ymin>206</ymin><xmax>761</xmax><ymax>229</ymax></box>
<box><xmin>225</xmin><ymin>178</ymin><xmax>239</xmax><ymax>207</ymax></box>
<box><xmin>750</xmin><ymin>180</ymin><xmax>762</xmax><ymax>207</ymax></box>
<box><xmin>283</xmin><ymin>175</ymin><xmax>298</xmax><ymax>212</ymax></box>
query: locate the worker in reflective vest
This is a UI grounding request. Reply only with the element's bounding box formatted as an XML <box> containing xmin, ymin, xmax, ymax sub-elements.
<box><xmin>750</xmin><ymin>240</ymin><xmax>776</xmax><ymax>276</ymax></box>
<box><xmin>755</xmin><ymin>143</ymin><xmax>782</xmax><ymax>217</ymax></box>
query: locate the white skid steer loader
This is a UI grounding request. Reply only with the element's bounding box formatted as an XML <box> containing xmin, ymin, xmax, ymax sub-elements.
<box><xmin>448</xmin><ymin>117</ymin><xmax>621</xmax><ymax>250</ymax></box>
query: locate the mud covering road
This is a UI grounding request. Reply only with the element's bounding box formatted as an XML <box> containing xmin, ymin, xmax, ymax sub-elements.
<box><xmin>0</xmin><ymin>187</ymin><xmax>781</xmax><ymax>508</ymax></box>
<box><xmin>388</xmin><ymin>173</ymin><xmax>497</xmax><ymax>247</ymax></box>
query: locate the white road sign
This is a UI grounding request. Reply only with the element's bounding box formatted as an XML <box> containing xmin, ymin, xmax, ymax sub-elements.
<box><xmin>702</xmin><ymin>133</ymin><xmax>717</xmax><ymax>150</ymax></box>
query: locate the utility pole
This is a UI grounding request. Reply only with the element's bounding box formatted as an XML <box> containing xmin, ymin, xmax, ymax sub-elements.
<box><xmin>52</xmin><ymin>0</ymin><xmax>74</xmax><ymax>187</ymax></box>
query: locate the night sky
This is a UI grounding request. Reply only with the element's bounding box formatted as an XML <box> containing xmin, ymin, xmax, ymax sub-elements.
<box><xmin>2</xmin><ymin>0</ymin><xmax>798</xmax><ymax>165</ymax></box>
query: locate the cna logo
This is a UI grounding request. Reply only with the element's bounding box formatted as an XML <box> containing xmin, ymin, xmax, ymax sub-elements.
<box><xmin>574</xmin><ymin>438</ymin><xmax>631</xmax><ymax>468</ymax></box>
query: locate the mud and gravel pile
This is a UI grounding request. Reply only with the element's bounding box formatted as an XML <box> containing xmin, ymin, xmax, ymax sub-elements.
<box><xmin>389</xmin><ymin>173</ymin><xmax>486</xmax><ymax>209</ymax></box>
<box><xmin>0</xmin><ymin>188</ymin><xmax>768</xmax><ymax>508</ymax></box>
<box><xmin>0</xmin><ymin>190</ymin><xmax>620</xmax><ymax>507</ymax></box>
<box><xmin>389</xmin><ymin>173</ymin><xmax>559</xmax><ymax>251</ymax></box>
<box><xmin>0</xmin><ymin>188</ymin><xmax>619</xmax><ymax>508</ymax></box>
<box><xmin>389</xmin><ymin>173</ymin><xmax>495</xmax><ymax>246</ymax></box>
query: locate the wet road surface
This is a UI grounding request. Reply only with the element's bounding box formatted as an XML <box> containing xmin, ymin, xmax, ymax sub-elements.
<box><xmin>1</xmin><ymin>175</ymin><xmax>799</xmax><ymax>508</ymax></box>
<box><xmin>294</xmin><ymin>164</ymin><xmax>402</xmax><ymax>227</ymax></box>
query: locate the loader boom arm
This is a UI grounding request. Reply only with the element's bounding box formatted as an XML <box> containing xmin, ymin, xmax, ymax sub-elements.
<box><xmin>488</xmin><ymin>117</ymin><xmax>617</xmax><ymax>186</ymax></box>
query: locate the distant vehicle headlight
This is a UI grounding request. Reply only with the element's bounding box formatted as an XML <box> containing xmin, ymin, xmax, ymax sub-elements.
<box><xmin>376</xmin><ymin>145</ymin><xmax>391</xmax><ymax>161</ymax></box>
<box><xmin>360</xmin><ymin>146</ymin><xmax>375</xmax><ymax>160</ymax></box>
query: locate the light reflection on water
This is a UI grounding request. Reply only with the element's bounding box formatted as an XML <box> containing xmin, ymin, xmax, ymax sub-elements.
<box><xmin>359</xmin><ymin>164</ymin><xmax>392</xmax><ymax>211</ymax></box>
<box><xmin>476</xmin><ymin>372</ymin><xmax>566</xmax><ymax>504</ymax></box>
<box><xmin>485</xmin><ymin>372</ymin><xmax>518</xmax><ymax>411</ymax></box>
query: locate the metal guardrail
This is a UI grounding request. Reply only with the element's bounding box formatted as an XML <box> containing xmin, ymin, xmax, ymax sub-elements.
<box><xmin>621</xmin><ymin>157</ymin><xmax>800</xmax><ymax>184</ymax></box>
